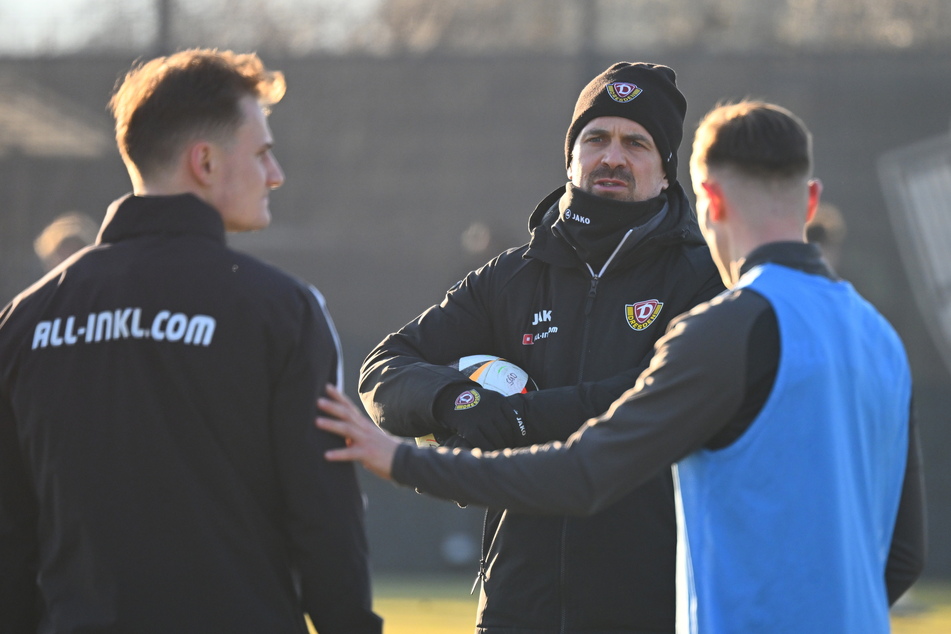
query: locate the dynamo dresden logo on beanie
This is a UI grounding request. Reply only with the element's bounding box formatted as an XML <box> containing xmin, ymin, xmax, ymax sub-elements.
<box><xmin>606</xmin><ymin>82</ymin><xmax>642</xmax><ymax>103</ymax></box>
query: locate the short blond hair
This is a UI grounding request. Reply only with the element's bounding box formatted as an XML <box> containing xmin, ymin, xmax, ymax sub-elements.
<box><xmin>109</xmin><ymin>49</ymin><xmax>285</xmax><ymax>180</ymax></box>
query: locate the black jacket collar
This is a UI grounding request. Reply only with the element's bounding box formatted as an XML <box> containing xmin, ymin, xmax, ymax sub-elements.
<box><xmin>740</xmin><ymin>241</ymin><xmax>837</xmax><ymax>280</ymax></box>
<box><xmin>97</xmin><ymin>194</ymin><xmax>226</xmax><ymax>245</ymax></box>
<box><xmin>524</xmin><ymin>181</ymin><xmax>705</xmax><ymax>271</ymax></box>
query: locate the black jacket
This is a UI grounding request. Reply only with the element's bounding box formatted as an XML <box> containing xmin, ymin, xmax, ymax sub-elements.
<box><xmin>360</xmin><ymin>183</ymin><xmax>723</xmax><ymax>633</ymax></box>
<box><xmin>391</xmin><ymin>242</ymin><xmax>926</xmax><ymax>612</ymax></box>
<box><xmin>0</xmin><ymin>194</ymin><xmax>381</xmax><ymax>634</ymax></box>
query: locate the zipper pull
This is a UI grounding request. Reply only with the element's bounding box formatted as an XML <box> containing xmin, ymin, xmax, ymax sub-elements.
<box><xmin>584</xmin><ymin>275</ymin><xmax>600</xmax><ymax>315</ymax></box>
<box><xmin>471</xmin><ymin>562</ymin><xmax>487</xmax><ymax>594</ymax></box>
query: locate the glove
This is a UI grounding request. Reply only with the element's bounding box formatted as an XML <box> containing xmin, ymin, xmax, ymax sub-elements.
<box><xmin>433</xmin><ymin>384</ymin><xmax>529</xmax><ymax>450</ymax></box>
<box><xmin>440</xmin><ymin>434</ymin><xmax>475</xmax><ymax>450</ymax></box>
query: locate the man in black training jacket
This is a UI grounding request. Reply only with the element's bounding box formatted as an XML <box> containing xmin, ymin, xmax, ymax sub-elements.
<box><xmin>0</xmin><ymin>49</ymin><xmax>382</xmax><ymax>634</ymax></box>
<box><xmin>359</xmin><ymin>62</ymin><xmax>722</xmax><ymax>633</ymax></box>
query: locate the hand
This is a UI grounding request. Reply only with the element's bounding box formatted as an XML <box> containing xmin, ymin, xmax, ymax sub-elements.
<box><xmin>435</xmin><ymin>386</ymin><xmax>529</xmax><ymax>450</ymax></box>
<box><xmin>316</xmin><ymin>384</ymin><xmax>403</xmax><ymax>480</ymax></box>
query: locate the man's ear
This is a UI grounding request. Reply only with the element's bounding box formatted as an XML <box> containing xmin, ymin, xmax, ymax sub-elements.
<box><xmin>187</xmin><ymin>142</ymin><xmax>215</xmax><ymax>187</ymax></box>
<box><xmin>805</xmin><ymin>178</ymin><xmax>823</xmax><ymax>223</ymax></box>
<box><xmin>701</xmin><ymin>180</ymin><xmax>726</xmax><ymax>222</ymax></box>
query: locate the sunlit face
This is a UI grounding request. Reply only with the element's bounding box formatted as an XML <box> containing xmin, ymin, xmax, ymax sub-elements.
<box><xmin>568</xmin><ymin>116</ymin><xmax>669</xmax><ymax>202</ymax></box>
<box><xmin>209</xmin><ymin>96</ymin><xmax>285</xmax><ymax>232</ymax></box>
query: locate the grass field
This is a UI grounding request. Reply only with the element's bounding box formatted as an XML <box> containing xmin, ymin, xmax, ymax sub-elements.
<box><xmin>372</xmin><ymin>573</ymin><xmax>479</xmax><ymax>633</ymax></box>
<box><xmin>348</xmin><ymin>574</ymin><xmax>951</xmax><ymax>634</ymax></box>
<box><xmin>891</xmin><ymin>582</ymin><xmax>951</xmax><ymax>634</ymax></box>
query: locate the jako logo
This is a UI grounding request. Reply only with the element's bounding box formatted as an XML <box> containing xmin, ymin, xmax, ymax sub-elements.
<box><xmin>32</xmin><ymin>308</ymin><xmax>216</xmax><ymax>349</ymax></box>
<box><xmin>532</xmin><ymin>309</ymin><xmax>553</xmax><ymax>326</ymax></box>
<box><xmin>564</xmin><ymin>209</ymin><xmax>591</xmax><ymax>224</ymax></box>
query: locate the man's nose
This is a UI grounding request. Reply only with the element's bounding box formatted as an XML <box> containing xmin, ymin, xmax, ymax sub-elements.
<box><xmin>600</xmin><ymin>139</ymin><xmax>625</xmax><ymax>167</ymax></box>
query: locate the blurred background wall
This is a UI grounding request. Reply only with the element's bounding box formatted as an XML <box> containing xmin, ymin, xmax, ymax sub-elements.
<box><xmin>2</xmin><ymin>0</ymin><xmax>950</xmax><ymax>580</ymax></box>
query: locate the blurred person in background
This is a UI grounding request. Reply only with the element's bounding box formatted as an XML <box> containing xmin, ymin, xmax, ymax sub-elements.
<box><xmin>806</xmin><ymin>201</ymin><xmax>847</xmax><ymax>270</ymax></box>
<box><xmin>321</xmin><ymin>100</ymin><xmax>926</xmax><ymax>634</ymax></box>
<box><xmin>0</xmin><ymin>48</ymin><xmax>381</xmax><ymax>634</ymax></box>
<box><xmin>359</xmin><ymin>62</ymin><xmax>723</xmax><ymax>633</ymax></box>
<box><xmin>33</xmin><ymin>211</ymin><xmax>99</xmax><ymax>272</ymax></box>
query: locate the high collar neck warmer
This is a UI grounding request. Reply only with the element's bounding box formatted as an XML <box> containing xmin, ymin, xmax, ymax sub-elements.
<box><xmin>552</xmin><ymin>183</ymin><xmax>668</xmax><ymax>271</ymax></box>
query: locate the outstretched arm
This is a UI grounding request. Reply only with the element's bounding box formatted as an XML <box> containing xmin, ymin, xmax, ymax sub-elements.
<box><xmin>320</xmin><ymin>297</ymin><xmax>747</xmax><ymax>515</ymax></box>
<box><xmin>361</xmin><ymin>250</ymin><xmax>725</xmax><ymax>450</ymax></box>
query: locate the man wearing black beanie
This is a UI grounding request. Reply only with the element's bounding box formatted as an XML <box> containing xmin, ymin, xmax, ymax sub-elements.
<box><xmin>359</xmin><ymin>62</ymin><xmax>723</xmax><ymax>632</ymax></box>
<box><xmin>565</xmin><ymin>62</ymin><xmax>687</xmax><ymax>186</ymax></box>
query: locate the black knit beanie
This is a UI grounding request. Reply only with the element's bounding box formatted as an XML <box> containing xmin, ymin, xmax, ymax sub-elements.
<box><xmin>565</xmin><ymin>62</ymin><xmax>687</xmax><ymax>184</ymax></box>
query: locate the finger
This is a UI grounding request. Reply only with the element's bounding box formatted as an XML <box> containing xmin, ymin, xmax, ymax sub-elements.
<box><xmin>325</xmin><ymin>383</ymin><xmax>359</xmax><ymax>409</ymax></box>
<box><xmin>324</xmin><ymin>446</ymin><xmax>364</xmax><ymax>462</ymax></box>
<box><xmin>316</xmin><ymin>416</ymin><xmax>357</xmax><ymax>439</ymax></box>
<box><xmin>318</xmin><ymin>396</ymin><xmax>366</xmax><ymax>424</ymax></box>
<box><xmin>319</xmin><ymin>404</ymin><xmax>376</xmax><ymax>437</ymax></box>
<box><xmin>317</xmin><ymin>397</ymin><xmax>350</xmax><ymax>419</ymax></box>
<box><xmin>320</xmin><ymin>389</ymin><xmax>367</xmax><ymax>422</ymax></box>
<box><xmin>320</xmin><ymin>384</ymin><xmax>352</xmax><ymax>412</ymax></box>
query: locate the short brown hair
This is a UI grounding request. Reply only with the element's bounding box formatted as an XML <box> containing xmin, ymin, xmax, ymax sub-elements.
<box><xmin>690</xmin><ymin>100</ymin><xmax>812</xmax><ymax>182</ymax></box>
<box><xmin>109</xmin><ymin>49</ymin><xmax>285</xmax><ymax>180</ymax></box>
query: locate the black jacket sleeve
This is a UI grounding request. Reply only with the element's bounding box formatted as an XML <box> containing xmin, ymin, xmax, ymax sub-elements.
<box><xmin>273</xmin><ymin>290</ymin><xmax>381</xmax><ymax>633</ymax></box>
<box><xmin>359</xmin><ymin>264</ymin><xmax>508</xmax><ymax>438</ymax></box>
<box><xmin>360</xmin><ymin>253</ymin><xmax>725</xmax><ymax>446</ymax></box>
<box><xmin>358</xmin><ymin>270</ymin><xmax>633</xmax><ymax>446</ymax></box>
<box><xmin>389</xmin><ymin>295</ymin><xmax>751</xmax><ymax>513</ymax></box>
<box><xmin>885</xmin><ymin>408</ymin><xmax>927</xmax><ymax>605</ymax></box>
<box><xmin>0</xmin><ymin>388</ymin><xmax>40</xmax><ymax>634</ymax></box>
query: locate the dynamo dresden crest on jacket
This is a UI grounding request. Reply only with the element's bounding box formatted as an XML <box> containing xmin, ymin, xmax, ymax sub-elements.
<box><xmin>606</xmin><ymin>82</ymin><xmax>642</xmax><ymax>103</ymax></box>
<box><xmin>626</xmin><ymin>300</ymin><xmax>663</xmax><ymax>331</ymax></box>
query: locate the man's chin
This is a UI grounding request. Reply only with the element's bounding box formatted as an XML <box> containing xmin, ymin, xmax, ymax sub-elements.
<box><xmin>252</xmin><ymin>207</ymin><xmax>273</xmax><ymax>231</ymax></box>
<box><xmin>590</xmin><ymin>187</ymin><xmax>635</xmax><ymax>202</ymax></box>
<box><xmin>225</xmin><ymin>212</ymin><xmax>271</xmax><ymax>233</ymax></box>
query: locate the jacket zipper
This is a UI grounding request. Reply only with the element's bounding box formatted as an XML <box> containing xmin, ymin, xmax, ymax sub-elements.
<box><xmin>472</xmin><ymin>511</ymin><xmax>490</xmax><ymax>594</ymax></box>
<box><xmin>575</xmin><ymin>228</ymin><xmax>633</xmax><ymax>383</ymax></box>
<box><xmin>563</xmin><ymin>228</ymin><xmax>635</xmax><ymax>630</ymax></box>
